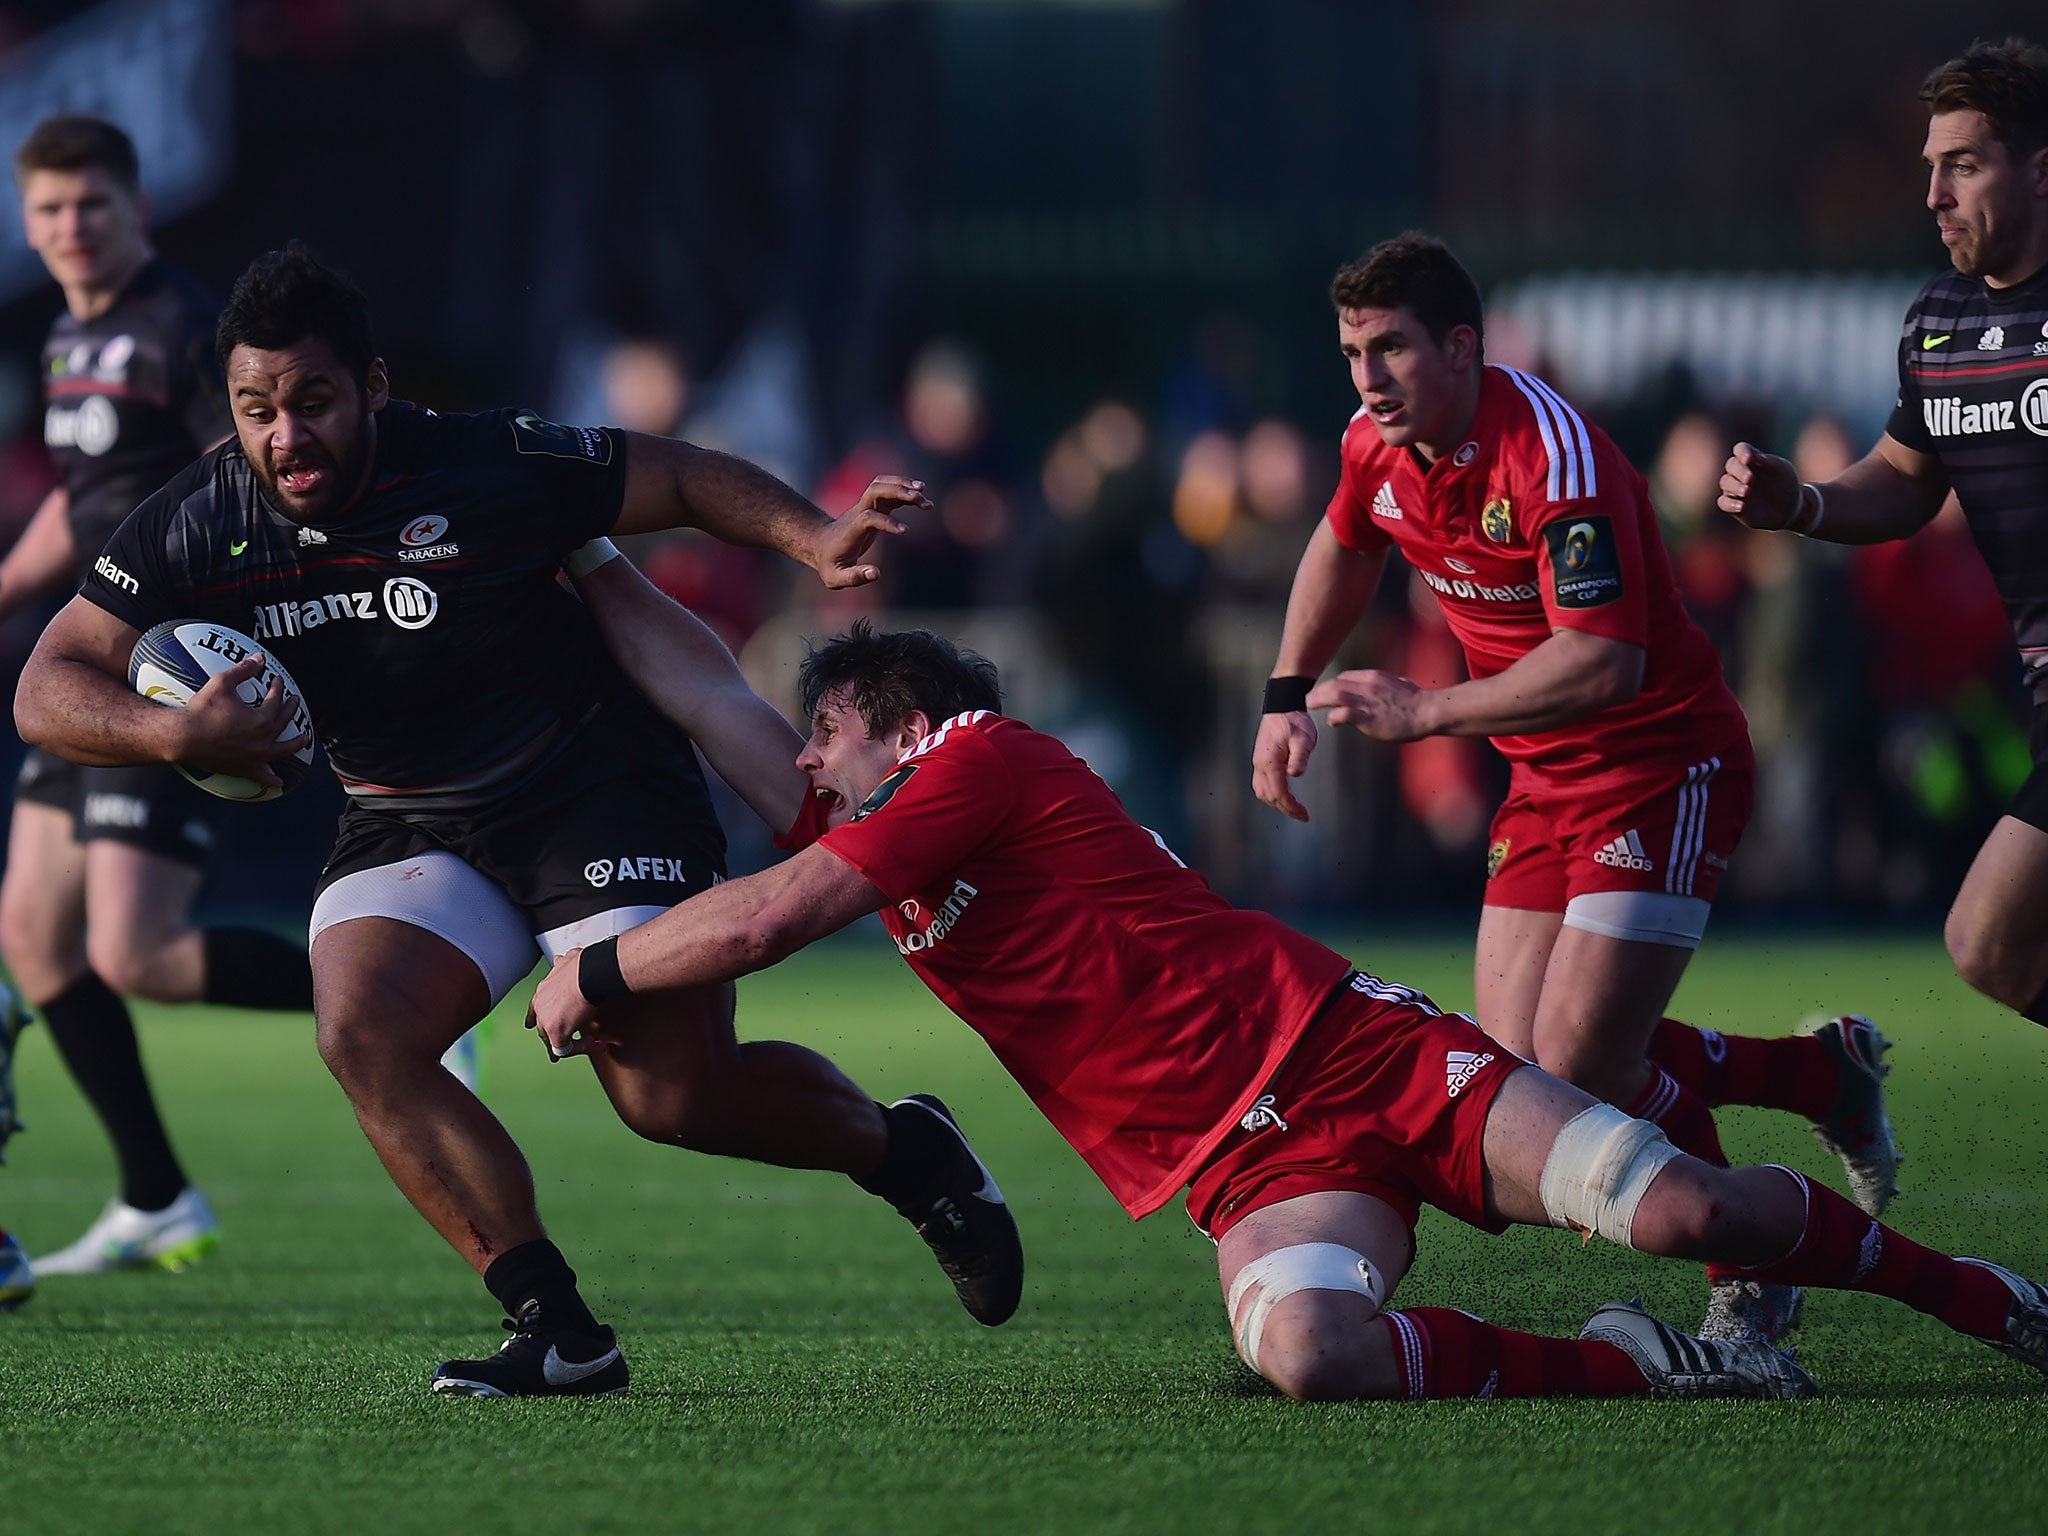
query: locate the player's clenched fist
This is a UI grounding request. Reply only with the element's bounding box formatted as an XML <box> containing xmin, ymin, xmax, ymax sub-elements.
<box><xmin>1251</xmin><ymin>709</ymin><xmax>1317</xmax><ymax>822</ymax></box>
<box><xmin>1717</xmin><ymin>442</ymin><xmax>1803</xmax><ymax>530</ymax></box>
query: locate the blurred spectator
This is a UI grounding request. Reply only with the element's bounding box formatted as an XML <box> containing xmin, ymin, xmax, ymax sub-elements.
<box><xmin>595</xmin><ymin>334</ymin><xmax>769</xmax><ymax>648</ymax></box>
<box><xmin>814</xmin><ymin>340</ymin><xmax>1021</xmax><ymax>611</ymax></box>
<box><xmin>1034</xmin><ymin>399</ymin><xmax>1207</xmax><ymax>848</ymax></box>
<box><xmin>1653</xmin><ymin>410</ymin><xmax>1748</xmax><ymax>668</ymax></box>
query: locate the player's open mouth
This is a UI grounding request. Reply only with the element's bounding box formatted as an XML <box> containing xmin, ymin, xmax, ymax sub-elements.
<box><xmin>277</xmin><ymin>465</ymin><xmax>326</xmax><ymax>494</ymax></box>
<box><xmin>1369</xmin><ymin>400</ymin><xmax>1404</xmax><ymax>423</ymax></box>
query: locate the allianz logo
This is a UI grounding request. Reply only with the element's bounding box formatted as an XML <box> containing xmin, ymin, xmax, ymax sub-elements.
<box><xmin>895</xmin><ymin>878</ymin><xmax>979</xmax><ymax>954</ymax></box>
<box><xmin>1923</xmin><ymin>378</ymin><xmax>2048</xmax><ymax>439</ymax></box>
<box><xmin>46</xmin><ymin>396</ymin><xmax>119</xmax><ymax>456</ymax></box>
<box><xmin>253</xmin><ymin>577</ymin><xmax>439</xmax><ymax>638</ymax></box>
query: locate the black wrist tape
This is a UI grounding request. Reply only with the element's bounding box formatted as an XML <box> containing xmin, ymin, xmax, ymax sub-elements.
<box><xmin>578</xmin><ymin>935</ymin><xmax>632</xmax><ymax>1003</ymax></box>
<box><xmin>1262</xmin><ymin>676</ymin><xmax>1315</xmax><ymax>714</ymax></box>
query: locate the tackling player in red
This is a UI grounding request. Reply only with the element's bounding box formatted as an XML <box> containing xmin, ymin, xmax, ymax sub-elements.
<box><xmin>525</xmin><ymin>571</ymin><xmax>2048</xmax><ymax>1403</ymax></box>
<box><xmin>1250</xmin><ymin>233</ymin><xmax>1897</xmax><ymax>1344</ymax></box>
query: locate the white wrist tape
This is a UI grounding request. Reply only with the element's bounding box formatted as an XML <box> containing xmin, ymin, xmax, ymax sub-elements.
<box><xmin>1537</xmin><ymin>1103</ymin><xmax>1682</xmax><ymax>1248</ymax></box>
<box><xmin>1789</xmin><ymin>482</ymin><xmax>1827</xmax><ymax>537</ymax></box>
<box><xmin>565</xmin><ymin>538</ymin><xmax>622</xmax><ymax>578</ymax></box>
<box><xmin>1226</xmin><ymin>1242</ymin><xmax>1386</xmax><ymax>1374</ymax></box>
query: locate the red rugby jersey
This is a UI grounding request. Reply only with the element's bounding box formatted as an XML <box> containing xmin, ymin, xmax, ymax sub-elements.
<box><xmin>785</xmin><ymin>712</ymin><xmax>1353</xmax><ymax>1218</ymax></box>
<box><xmin>1325</xmin><ymin>366</ymin><xmax>1749</xmax><ymax>789</ymax></box>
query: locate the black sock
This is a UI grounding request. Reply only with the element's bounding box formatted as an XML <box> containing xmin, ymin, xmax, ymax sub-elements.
<box><xmin>852</xmin><ymin>1100</ymin><xmax>955</xmax><ymax>1211</ymax></box>
<box><xmin>201</xmin><ymin>928</ymin><xmax>315</xmax><ymax>1011</ymax></box>
<box><xmin>38</xmin><ymin>972</ymin><xmax>186</xmax><ymax>1211</ymax></box>
<box><xmin>483</xmin><ymin>1239</ymin><xmax>602</xmax><ymax>1335</ymax></box>
<box><xmin>2026</xmin><ymin>983</ymin><xmax>2048</xmax><ymax>1027</ymax></box>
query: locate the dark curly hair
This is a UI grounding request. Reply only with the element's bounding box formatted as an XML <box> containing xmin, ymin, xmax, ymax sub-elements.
<box><xmin>216</xmin><ymin>241</ymin><xmax>376</xmax><ymax>386</ymax></box>
<box><xmin>1329</xmin><ymin>231</ymin><xmax>1485</xmax><ymax>360</ymax></box>
<box><xmin>799</xmin><ymin>620</ymin><xmax>1003</xmax><ymax>738</ymax></box>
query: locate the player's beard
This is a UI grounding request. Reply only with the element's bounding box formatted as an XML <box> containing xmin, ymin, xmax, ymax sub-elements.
<box><xmin>257</xmin><ymin>421</ymin><xmax>372</xmax><ymax>527</ymax></box>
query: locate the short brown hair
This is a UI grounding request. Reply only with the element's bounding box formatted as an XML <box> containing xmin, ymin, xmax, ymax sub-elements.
<box><xmin>1922</xmin><ymin>38</ymin><xmax>2048</xmax><ymax>158</ymax></box>
<box><xmin>1330</xmin><ymin>232</ymin><xmax>1485</xmax><ymax>359</ymax></box>
<box><xmin>13</xmin><ymin>113</ymin><xmax>140</xmax><ymax>189</ymax></box>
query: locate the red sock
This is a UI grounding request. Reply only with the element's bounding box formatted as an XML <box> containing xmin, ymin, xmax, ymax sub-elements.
<box><xmin>1382</xmin><ymin>1308</ymin><xmax>1650</xmax><ymax>1398</ymax></box>
<box><xmin>1624</xmin><ymin>1067</ymin><xmax>1728</xmax><ymax>1166</ymax></box>
<box><xmin>1736</xmin><ymin>1169</ymin><xmax>2012</xmax><ymax>1339</ymax></box>
<box><xmin>1650</xmin><ymin>1017</ymin><xmax>1839</xmax><ymax>1120</ymax></box>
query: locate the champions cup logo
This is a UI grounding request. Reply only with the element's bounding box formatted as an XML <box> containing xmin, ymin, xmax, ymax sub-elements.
<box><xmin>1481</xmin><ymin>497</ymin><xmax>1512</xmax><ymax>543</ymax></box>
<box><xmin>1562</xmin><ymin>521</ymin><xmax>1598</xmax><ymax>570</ymax></box>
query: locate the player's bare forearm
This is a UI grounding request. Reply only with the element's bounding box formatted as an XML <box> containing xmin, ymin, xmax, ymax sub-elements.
<box><xmin>1803</xmin><ymin>440</ymin><xmax>1950</xmax><ymax>544</ymax></box>
<box><xmin>614</xmin><ymin>438</ymin><xmax>924</xmax><ymax>588</ymax></box>
<box><xmin>0</xmin><ymin>487</ymin><xmax>76</xmax><ymax>624</ymax></box>
<box><xmin>16</xmin><ymin>596</ymin><xmax>300</xmax><ymax>775</ymax></box>
<box><xmin>1272</xmin><ymin>521</ymin><xmax>1386</xmax><ymax>678</ymax></box>
<box><xmin>573</xmin><ymin>555</ymin><xmax>807</xmax><ymax>831</ymax></box>
<box><xmin>621</xmin><ymin>846</ymin><xmax>879</xmax><ymax>990</ymax></box>
<box><xmin>15</xmin><ymin>597</ymin><xmax>184</xmax><ymax>766</ymax></box>
<box><xmin>529</xmin><ymin>846</ymin><xmax>883</xmax><ymax>1055</ymax></box>
<box><xmin>1313</xmin><ymin>629</ymin><xmax>1642</xmax><ymax>742</ymax></box>
<box><xmin>1719</xmin><ymin>435</ymin><xmax>1945</xmax><ymax>545</ymax></box>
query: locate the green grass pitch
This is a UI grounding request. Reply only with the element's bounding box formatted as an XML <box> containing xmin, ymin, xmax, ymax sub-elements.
<box><xmin>3</xmin><ymin>933</ymin><xmax>2046</xmax><ymax>1534</ymax></box>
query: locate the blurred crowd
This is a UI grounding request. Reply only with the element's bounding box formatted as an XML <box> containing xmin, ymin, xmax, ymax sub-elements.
<box><xmin>530</xmin><ymin>321</ymin><xmax>2030</xmax><ymax>919</ymax></box>
<box><xmin>0</xmin><ymin>305</ymin><xmax>2022</xmax><ymax>920</ymax></box>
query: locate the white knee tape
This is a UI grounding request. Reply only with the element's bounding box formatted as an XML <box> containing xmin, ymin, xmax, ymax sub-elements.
<box><xmin>1226</xmin><ymin>1243</ymin><xmax>1386</xmax><ymax>1374</ymax></box>
<box><xmin>1537</xmin><ymin>1103</ymin><xmax>1682</xmax><ymax>1248</ymax></box>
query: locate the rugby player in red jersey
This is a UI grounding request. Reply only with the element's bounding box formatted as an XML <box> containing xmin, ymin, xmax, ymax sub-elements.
<box><xmin>1721</xmin><ymin>40</ymin><xmax>2048</xmax><ymax>1037</ymax></box>
<box><xmin>528</xmin><ymin>576</ymin><xmax>2048</xmax><ymax>1402</ymax></box>
<box><xmin>1250</xmin><ymin>233</ymin><xmax>1896</xmax><ymax>1344</ymax></box>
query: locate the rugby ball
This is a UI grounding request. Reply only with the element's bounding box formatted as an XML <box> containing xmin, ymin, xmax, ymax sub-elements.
<box><xmin>128</xmin><ymin>621</ymin><xmax>315</xmax><ymax>802</ymax></box>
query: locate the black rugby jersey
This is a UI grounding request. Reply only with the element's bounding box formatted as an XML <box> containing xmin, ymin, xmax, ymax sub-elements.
<box><xmin>43</xmin><ymin>259</ymin><xmax>228</xmax><ymax>572</ymax></box>
<box><xmin>1887</xmin><ymin>261</ymin><xmax>2048</xmax><ymax>701</ymax></box>
<box><xmin>81</xmin><ymin>401</ymin><xmax>655</xmax><ymax>809</ymax></box>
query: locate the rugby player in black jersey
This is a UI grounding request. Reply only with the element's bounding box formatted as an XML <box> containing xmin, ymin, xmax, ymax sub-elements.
<box><xmin>1720</xmin><ymin>41</ymin><xmax>2048</xmax><ymax>1040</ymax></box>
<box><xmin>0</xmin><ymin>117</ymin><xmax>318</xmax><ymax>1292</ymax></box>
<box><xmin>14</xmin><ymin>245</ymin><xmax>1022</xmax><ymax>1395</ymax></box>
<box><xmin>1721</xmin><ymin>39</ymin><xmax>2048</xmax><ymax>1030</ymax></box>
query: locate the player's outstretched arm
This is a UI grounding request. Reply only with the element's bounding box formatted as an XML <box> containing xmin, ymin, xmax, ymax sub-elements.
<box><xmin>569</xmin><ymin>545</ymin><xmax>807</xmax><ymax>832</ymax></box>
<box><xmin>1252</xmin><ymin>521</ymin><xmax>1387</xmax><ymax>822</ymax></box>
<box><xmin>16</xmin><ymin>596</ymin><xmax>305</xmax><ymax>780</ymax></box>
<box><xmin>1719</xmin><ymin>436</ymin><xmax>1947</xmax><ymax>545</ymax></box>
<box><xmin>528</xmin><ymin>843</ymin><xmax>883</xmax><ymax>1057</ymax></box>
<box><xmin>0</xmin><ymin>487</ymin><xmax>77</xmax><ymax>624</ymax></box>
<box><xmin>614</xmin><ymin>436</ymin><xmax>930</xmax><ymax>589</ymax></box>
<box><xmin>1312</xmin><ymin>628</ymin><xmax>1642</xmax><ymax>741</ymax></box>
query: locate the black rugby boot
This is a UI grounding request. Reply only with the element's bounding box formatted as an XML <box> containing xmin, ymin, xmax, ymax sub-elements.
<box><xmin>431</xmin><ymin>1303</ymin><xmax>630</xmax><ymax>1397</ymax></box>
<box><xmin>886</xmin><ymin>1093</ymin><xmax>1024</xmax><ymax>1327</ymax></box>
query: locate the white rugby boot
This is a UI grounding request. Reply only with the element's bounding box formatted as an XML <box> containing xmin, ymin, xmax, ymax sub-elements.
<box><xmin>0</xmin><ymin>1230</ymin><xmax>33</xmax><ymax>1310</ymax></box>
<box><xmin>34</xmin><ymin>1187</ymin><xmax>219</xmax><ymax>1275</ymax></box>
<box><xmin>1581</xmin><ymin>1298</ymin><xmax>1815</xmax><ymax>1399</ymax></box>
<box><xmin>1956</xmin><ymin>1258</ymin><xmax>2048</xmax><ymax>1377</ymax></box>
<box><xmin>1809</xmin><ymin>1015</ymin><xmax>1901</xmax><ymax>1216</ymax></box>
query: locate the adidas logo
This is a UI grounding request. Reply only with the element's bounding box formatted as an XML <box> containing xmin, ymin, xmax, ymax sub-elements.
<box><xmin>1446</xmin><ymin>1050</ymin><xmax>1495</xmax><ymax>1098</ymax></box>
<box><xmin>1372</xmin><ymin>481</ymin><xmax>1403</xmax><ymax>520</ymax></box>
<box><xmin>1593</xmin><ymin>830</ymin><xmax>1654</xmax><ymax>872</ymax></box>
